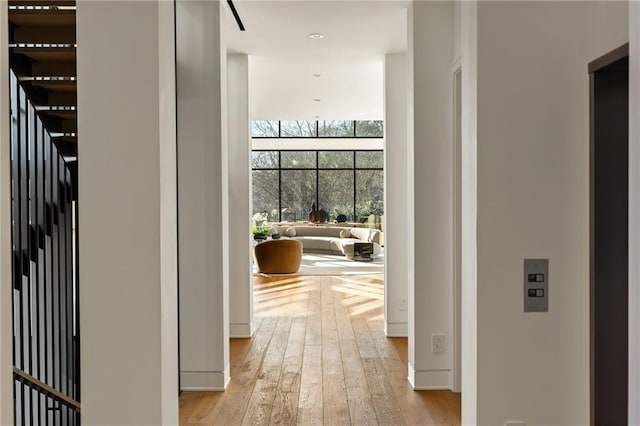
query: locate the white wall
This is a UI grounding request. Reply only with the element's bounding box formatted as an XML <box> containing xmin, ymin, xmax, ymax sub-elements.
<box><xmin>408</xmin><ymin>1</ymin><xmax>454</xmax><ymax>389</ymax></box>
<box><xmin>77</xmin><ymin>1</ymin><xmax>178</xmax><ymax>423</ymax></box>
<box><xmin>228</xmin><ymin>54</ymin><xmax>253</xmax><ymax>338</ymax></box>
<box><xmin>384</xmin><ymin>53</ymin><xmax>408</xmax><ymax>337</ymax></box>
<box><xmin>0</xmin><ymin>1</ymin><xmax>14</xmax><ymax>423</ymax></box>
<box><xmin>176</xmin><ymin>0</ymin><xmax>230</xmax><ymax>390</ymax></box>
<box><xmin>466</xmin><ymin>2</ymin><xmax>628</xmax><ymax>424</ymax></box>
<box><xmin>629</xmin><ymin>1</ymin><xmax>640</xmax><ymax>422</ymax></box>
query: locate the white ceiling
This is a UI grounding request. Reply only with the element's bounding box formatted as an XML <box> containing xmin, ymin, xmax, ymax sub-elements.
<box><xmin>224</xmin><ymin>1</ymin><xmax>408</xmax><ymax>120</ymax></box>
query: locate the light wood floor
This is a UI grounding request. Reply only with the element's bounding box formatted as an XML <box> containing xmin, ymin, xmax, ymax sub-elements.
<box><xmin>179</xmin><ymin>274</ymin><xmax>461</xmax><ymax>425</ymax></box>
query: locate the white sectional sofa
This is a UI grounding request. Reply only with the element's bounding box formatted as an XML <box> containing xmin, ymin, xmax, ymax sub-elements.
<box><xmin>268</xmin><ymin>225</ymin><xmax>381</xmax><ymax>259</ymax></box>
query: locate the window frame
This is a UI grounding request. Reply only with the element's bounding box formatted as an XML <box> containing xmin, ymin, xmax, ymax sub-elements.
<box><xmin>251</xmin><ymin>120</ymin><xmax>383</xmax><ymax>139</ymax></box>
<box><xmin>251</xmin><ymin>149</ymin><xmax>383</xmax><ymax>223</ymax></box>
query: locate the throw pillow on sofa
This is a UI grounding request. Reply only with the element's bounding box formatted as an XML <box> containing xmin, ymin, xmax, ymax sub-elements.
<box><xmin>285</xmin><ymin>227</ymin><xmax>296</xmax><ymax>237</ymax></box>
<box><xmin>339</xmin><ymin>229</ymin><xmax>351</xmax><ymax>238</ymax></box>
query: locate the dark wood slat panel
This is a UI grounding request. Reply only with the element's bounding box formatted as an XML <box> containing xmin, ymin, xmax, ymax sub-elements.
<box><xmin>11</xmin><ymin>47</ymin><xmax>75</xmax><ymax>62</ymax></box>
<box><xmin>47</xmin><ymin>91</ymin><xmax>75</xmax><ymax>106</ymax></box>
<box><xmin>9</xmin><ymin>10</ymin><xmax>76</xmax><ymax>27</ymax></box>
<box><xmin>9</xmin><ymin>0</ymin><xmax>76</xmax><ymax>6</ymax></box>
<box><xmin>31</xmin><ymin>60</ymin><xmax>76</xmax><ymax>76</ymax></box>
<box><xmin>39</xmin><ymin>110</ymin><xmax>76</xmax><ymax>120</ymax></box>
<box><xmin>29</xmin><ymin>80</ymin><xmax>76</xmax><ymax>92</ymax></box>
<box><xmin>12</xmin><ymin>26</ymin><xmax>75</xmax><ymax>44</ymax></box>
<box><xmin>51</xmin><ymin>138</ymin><xmax>76</xmax><ymax>158</ymax></box>
<box><xmin>60</xmin><ymin>118</ymin><xmax>76</xmax><ymax>132</ymax></box>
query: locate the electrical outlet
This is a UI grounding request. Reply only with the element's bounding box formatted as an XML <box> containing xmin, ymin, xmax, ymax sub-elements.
<box><xmin>431</xmin><ymin>334</ymin><xmax>445</xmax><ymax>353</ymax></box>
<box><xmin>397</xmin><ymin>298</ymin><xmax>407</xmax><ymax>311</ymax></box>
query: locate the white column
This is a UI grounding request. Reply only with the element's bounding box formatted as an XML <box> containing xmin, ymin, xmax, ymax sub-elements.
<box><xmin>460</xmin><ymin>0</ymin><xmax>478</xmax><ymax>422</ymax></box>
<box><xmin>407</xmin><ymin>1</ymin><xmax>455</xmax><ymax>390</ymax></box>
<box><xmin>227</xmin><ymin>54</ymin><xmax>253</xmax><ymax>338</ymax></box>
<box><xmin>77</xmin><ymin>1</ymin><xmax>178</xmax><ymax>424</ymax></box>
<box><xmin>629</xmin><ymin>2</ymin><xmax>640</xmax><ymax>422</ymax></box>
<box><xmin>177</xmin><ymin>0</ymin><xmax>230</xmax><ymax>390</ymax></box>
<box><xmin>0</xmin><ymin>1</ymin><xmax>14</xmax><ymax>423</ymax></box>
<box><xmin>384</xmin><ymin>53</ymin><xmax>408</xmax><ymax>337</ymax></box>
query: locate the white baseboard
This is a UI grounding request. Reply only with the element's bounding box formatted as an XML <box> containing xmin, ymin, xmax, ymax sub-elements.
<box><xmin>230</xmin><ymin>322</ymin><xmax>254</xmax><ymax>338</ymax></box>
<box><xmin>384</xmin><ymin>322</ymin><xmax>408</xmax><ymax>337</ymax></box>
<box><xmin>408</xmin><ymin>364</ymin><xmax>452</xmax><ymax>390</ymax></box>
<box><xmin>180</xmin><ymin>364</ymin><xmax>230</xmax><ymax>391</ymax></box>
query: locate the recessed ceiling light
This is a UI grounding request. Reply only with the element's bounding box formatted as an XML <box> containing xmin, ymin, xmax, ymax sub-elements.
<box><xmin>312</xmin><ymin>73</ymin><xmax>321</xmax><ymax>78</ymax></box>
<box><xmin>309</xmin><ymin>33</ymin><xmax>325</xmax><ymax>39</ymax></box>
<box><xmin>313</xmin><ymin>98</ymin><xmax>321</xmax><ymax>102</ymax></box>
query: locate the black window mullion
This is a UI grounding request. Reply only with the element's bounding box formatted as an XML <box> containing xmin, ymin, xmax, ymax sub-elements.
<box><xmin>353</xmin><ymin>150</ymin><xmax>357</xmax><ymax>222</ymax></box>
<box><xmin>315</xmin><ymin>151</ymin><xmax>319</xmax><ymax>213</ymax></box>
<box><xmin>278</xmin><ymin>152</ymin><xmax>282</xmax><ymax>222</ymax></box>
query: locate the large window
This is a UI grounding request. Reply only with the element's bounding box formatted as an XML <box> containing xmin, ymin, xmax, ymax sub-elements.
<box><xmin>252</xmin><ymin>150</ymin><xmax>383</xmax><ymax>224</ymax></box>
<box><xmin>251</xmin><ymin>120</ymin><xmax>384</xmax><ymax>138</ymax></box>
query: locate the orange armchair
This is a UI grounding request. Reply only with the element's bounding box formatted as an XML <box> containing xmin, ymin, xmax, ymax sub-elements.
<box><xmin>253</xmin><ymin>239</ymin><xmax>303</xmax><ymax>274</ymax></box>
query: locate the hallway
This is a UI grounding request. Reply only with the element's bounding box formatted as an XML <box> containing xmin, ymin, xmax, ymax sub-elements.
<box><xmin>179</xmin><ymin>274</ymin><xmax>461</xmax><ymax>425</ymax></box>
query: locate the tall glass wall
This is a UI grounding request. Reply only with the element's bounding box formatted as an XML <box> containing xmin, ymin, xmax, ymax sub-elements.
<box><xmin>252</xmin><ymin>150</ymin><xmax>383</xmax><ymax>225</ymax></box>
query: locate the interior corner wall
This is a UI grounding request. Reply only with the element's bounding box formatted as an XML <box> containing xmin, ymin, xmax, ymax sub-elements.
<box><xmin>473</xmin><ymin>2</ymin><xmax>627</xmax><ymax>424</ymax></box>
<box><xmin>77</xmin><ymin>1</ymin><xmax>178</xmax><ymax>423</ymax></box>
<box><xmin>408</xmin><ymin>1</ymin><xmax>454</xmax><ymax>389</ymax></box>
<box><xmin>176</xmin><ymin>0</ymin><xmax>230</xmax><ymax>391</ymax></box>
<box><xmin>0</xmin><ymin>0</ymin><xmax>14</xmax><ymax>423</ymax></box>
<box><xmin>227</xmin><ymin>54</ymin><xmax>253</xmax><ymax>338</ymax></box>
<box><xmin>629</xmin><ymin>1</ymin><xmax>640</xmax><ymax>422</ymax></box>
<box><xmin>384</xmin><ymin>53</ymin><xmax>408</xmax><ymax>337</ymax></box>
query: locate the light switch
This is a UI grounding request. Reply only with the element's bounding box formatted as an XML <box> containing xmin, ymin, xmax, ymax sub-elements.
<box><xmin>524</xmin><ymin>259</ymin><xmax>548</xmax><ymax>312</ymax></box>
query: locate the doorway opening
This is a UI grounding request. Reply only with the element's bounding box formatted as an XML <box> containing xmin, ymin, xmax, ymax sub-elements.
<box><xmin>589</xmin><ymin>44</ymin><xmax>629</xmax><ymax>425</ymax></box>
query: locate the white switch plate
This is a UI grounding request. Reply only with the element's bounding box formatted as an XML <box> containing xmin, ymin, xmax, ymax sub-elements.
<box><xmin>431</xmin><ymin>334</ymin><xmax>445</xmax><ymax>353</ymax></box>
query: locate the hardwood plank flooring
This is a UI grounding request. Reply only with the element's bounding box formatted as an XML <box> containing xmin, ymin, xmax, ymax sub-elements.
<box><xmin>180</xmin><ymin>274</ymin><xmax>461</xmax><ymax>425</ymax></box>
